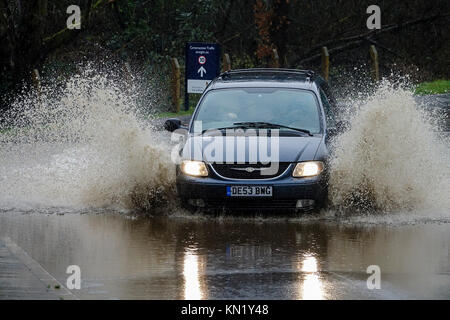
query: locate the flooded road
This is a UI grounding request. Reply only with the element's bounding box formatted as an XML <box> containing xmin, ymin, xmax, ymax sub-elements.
<box><xmin>0</xmin><ymin>211</ymin><xmax>448</xmax><ymax>299</ymax></box>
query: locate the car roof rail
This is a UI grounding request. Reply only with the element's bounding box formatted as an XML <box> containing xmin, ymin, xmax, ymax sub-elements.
<box><xmin>219</xmin><ymin>68</ymin><xmax>315</xmax><ymax>80</ymax></box>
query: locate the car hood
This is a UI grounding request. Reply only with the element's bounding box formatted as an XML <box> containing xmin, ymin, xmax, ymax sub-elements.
<box><xmin>181</xmin><ymin>135</ymin><xmax>323</xmax><ymax>163</ymax></box>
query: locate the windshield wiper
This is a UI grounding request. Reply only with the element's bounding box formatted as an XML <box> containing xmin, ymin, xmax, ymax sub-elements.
<box><xmin>201</xmin><ymin>125</ymin><xmax>247</xmax><ymax>134</ymax></box>
<box><xmin>233</xmin><ymin>122</ymin><xmax>313</xmax><ymax>136</ymax></box>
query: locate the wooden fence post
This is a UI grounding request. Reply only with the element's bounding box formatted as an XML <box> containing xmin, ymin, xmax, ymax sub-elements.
<box><xmin>32</xmin><ymin>69</ymin><xmax>41</xmax><ymax>96</ymax></box>
<box><xmin>321</xmin><ymin>47</ymin><xmax>329</xmax><ymax>81</ymax></box>
<box><xmin>369</xmin><ymin>45</ymin><xmax>379</xmax><ymax>82</ymax></box>
<box><xmin>170</xmin><ymin>58</ymin><xmax>181</xmax><ymax>113</ymax></box>
<box><xmin>223</xmin><ymin>53</ymin><xmax>231</xmax><ymax>72</ymax></box>
<box><xmin>271</xmin><ymin>49</ymin><xmax>279</xmax><ymax>68</ymax></box>
<box><xmin>123</xmin><ymin>62</ymin><xmax>132</xmax><ymax>88</ymax></box>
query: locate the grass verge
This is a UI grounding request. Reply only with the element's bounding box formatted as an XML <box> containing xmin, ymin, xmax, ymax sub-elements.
<box><xmin>415</xmin><ymin>80</ymin><xmax>450</xmax><ymax>95</ymax></box>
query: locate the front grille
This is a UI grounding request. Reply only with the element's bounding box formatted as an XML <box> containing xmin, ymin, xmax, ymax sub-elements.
<box><xmin>211</xmin><ymin>163</ymin><xmax>291</xmax><ymax>179</ymax></box>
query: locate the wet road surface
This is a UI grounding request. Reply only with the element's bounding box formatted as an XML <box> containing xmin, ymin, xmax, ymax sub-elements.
<box><xmin>0</xmin><ymin>211</ymin><xmax>448</xmax><ymax>299</ymax></box>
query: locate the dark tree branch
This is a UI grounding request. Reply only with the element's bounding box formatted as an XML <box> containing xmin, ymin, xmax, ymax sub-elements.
<box><xmin>298</xmin><ymin>39</ymin><xmax>366</xmax><ymax>65</ymax></box>
<box><xmin>366</xmin><ymin>39</ymin><xmax>408</xmax><ymax>61</ymax></box>
<box><xmin>295</xmin><ymin>12</ymin><xmax>450</xmax><ymax>65</ymax></box>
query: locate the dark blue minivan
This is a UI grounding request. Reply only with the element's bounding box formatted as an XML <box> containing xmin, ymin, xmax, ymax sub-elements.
<box><xmin>165</xmin><ymin>69</ymin><xmax>338</xmax><ymax>212</ymax></box>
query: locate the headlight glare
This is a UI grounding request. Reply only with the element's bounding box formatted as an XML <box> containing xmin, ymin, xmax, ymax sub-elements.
<box><xmin>181</xmin><ymin>160</ymin><xmax>208</xmax><ymax>177</ymax></box>
<box><xmin>292</xmin><ymin>161</ymin><xmax>324</xmax><ymax>177</ymax></box>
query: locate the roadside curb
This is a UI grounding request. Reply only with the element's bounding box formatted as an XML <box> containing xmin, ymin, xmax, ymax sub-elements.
<box><xmin>1</xmin><ymin>237</ymin><xmax>78</xmax><ymax>300</ymax></box>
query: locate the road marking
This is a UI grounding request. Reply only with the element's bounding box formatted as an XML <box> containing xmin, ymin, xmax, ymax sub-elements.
<box><xmin>1</xmin><ymin>237</ymin><xmax>78</xmax><ymax>300</ymax></box>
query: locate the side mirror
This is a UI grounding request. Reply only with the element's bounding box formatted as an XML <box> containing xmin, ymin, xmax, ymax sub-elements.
<box><xmin>164</xmin><ymin>118</ymin><xmax>182</xmax><ymax>132</ymax></box>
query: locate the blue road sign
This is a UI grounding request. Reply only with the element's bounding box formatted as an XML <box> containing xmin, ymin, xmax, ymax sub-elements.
<box><xmin>185</xmin><ymin>42</ymin><xmax>221</xmax><ymax>94</ymax></box>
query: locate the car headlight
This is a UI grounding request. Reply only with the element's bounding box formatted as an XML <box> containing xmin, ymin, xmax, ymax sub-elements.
<box><xmin>292</xmin><ymin>161</ymin><xmax>324</xmax><ymax>177</ymax></box>
<box><xmin>181</xmin><ymin>160</ymin><xmax>208</xmax><ymax>177</ymax></box>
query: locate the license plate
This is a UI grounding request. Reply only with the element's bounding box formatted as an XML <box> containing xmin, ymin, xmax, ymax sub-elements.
<box><xmin>226</xmin><ymin>186</ymin><xmax>272</xmax><ymax>197</ymax></box>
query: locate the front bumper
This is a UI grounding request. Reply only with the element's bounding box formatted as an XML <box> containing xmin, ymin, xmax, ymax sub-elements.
<box><xmin>176</xmin><ymin>166</ymin><xmax>328</xmax><ymax>210</ymax></box>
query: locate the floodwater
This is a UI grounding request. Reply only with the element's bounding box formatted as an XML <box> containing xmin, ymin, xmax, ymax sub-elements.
<box><xmin>0</xmin><ymin>211</ymin><xmax>449</xmax><ymax>299</ymax></box>
<box><xmin>0</xmin><ymin>71</ymin><xmax>448</xmax><ymax>299</ymax></box>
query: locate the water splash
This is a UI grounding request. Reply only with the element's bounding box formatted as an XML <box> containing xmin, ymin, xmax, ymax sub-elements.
<box><xmin>0</xmin><ymin>67</ymin><xmax>175</xmax><ymax>211</ymax></box>
<box><xmin>1</xmin><ymin>69</ymin><xmax>448</xmax><ymax>219</ymax></box>
<box><xmin>328</xmin><ymin>82</ymin><xmax>449</xmax><ymax>214</ymax></box>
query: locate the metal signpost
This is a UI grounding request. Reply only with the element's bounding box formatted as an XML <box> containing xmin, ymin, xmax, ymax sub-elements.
<box><xmin>185</xmin><ymin>42</ymin><xmax>221</xmax><ymax>110</ymax></box>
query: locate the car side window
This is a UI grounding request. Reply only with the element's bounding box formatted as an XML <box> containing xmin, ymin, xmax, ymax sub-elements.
<box><xmin>319</xmin><ymin>87</ymin><xmax>335</xmax><ymax>126</ymax></box>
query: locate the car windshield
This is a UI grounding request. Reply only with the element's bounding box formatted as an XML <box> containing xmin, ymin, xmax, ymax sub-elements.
<box><xmin>193</xmin><ymin>88</ymin><xmax>321</xmax><ymax>134</ymax></box>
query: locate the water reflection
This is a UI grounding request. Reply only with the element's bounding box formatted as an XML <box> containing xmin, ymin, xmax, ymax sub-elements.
<box><xmin>183</xmin><ymin>249</ymin><xmax>204</xmax><ymax>300</ymax></box>
<box><xmin>300</xmin><ymin>255</ymin><xmax>324</xmax><ymax>300</ymax></box>
<box><xmin>0</xmin><ymin>213</ymin><xmax>448</xmax><ymax>299</ymax></box>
